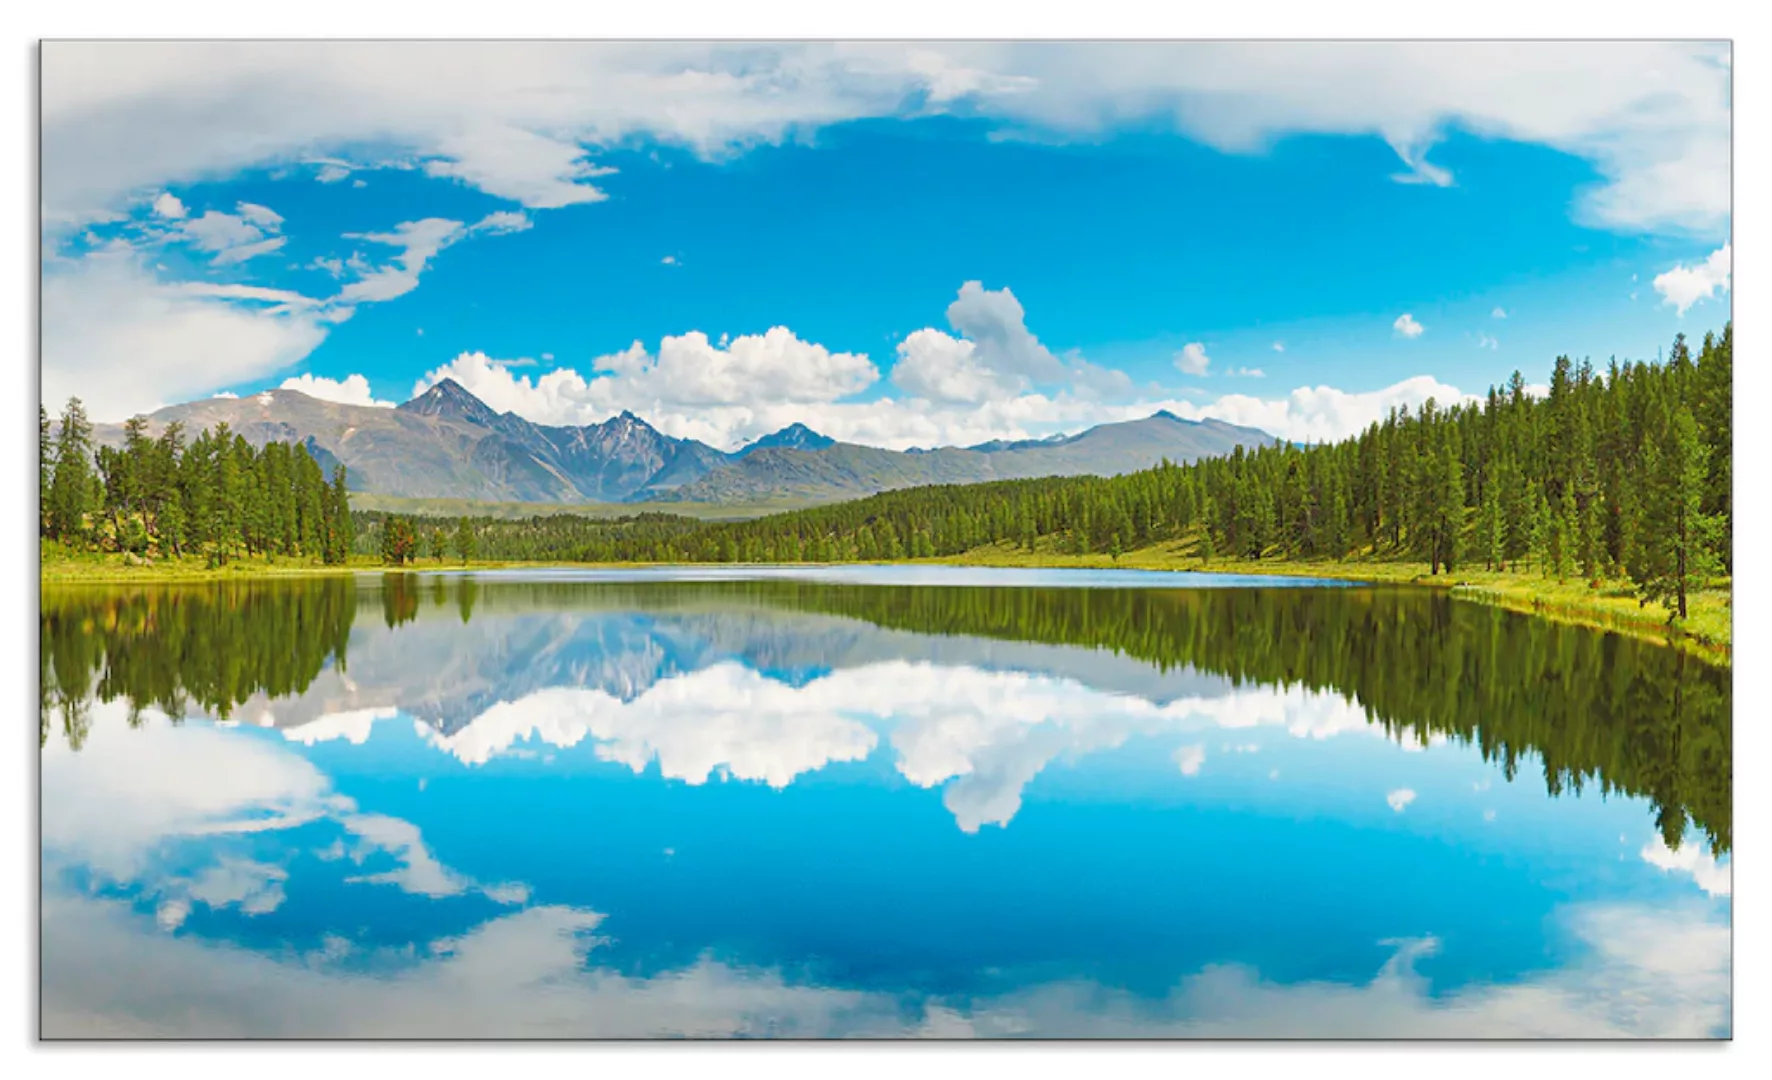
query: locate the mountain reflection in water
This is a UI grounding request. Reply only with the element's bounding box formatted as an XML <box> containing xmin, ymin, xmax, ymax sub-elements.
<box><xmin>40</xmin><ymin>568</ymin><xmax>1731</xmax><ymax>1038</ymax></box>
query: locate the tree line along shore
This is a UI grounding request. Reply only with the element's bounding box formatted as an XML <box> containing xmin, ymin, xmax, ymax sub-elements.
<box><xmin>42</xmin><ymin>326</ymin><xmax>1732</xmax><ymax>659</ymax></box>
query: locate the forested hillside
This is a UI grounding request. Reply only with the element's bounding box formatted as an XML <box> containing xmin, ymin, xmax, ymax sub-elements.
<box><xmin>365</xmin><ymin>326</ymin><xmax>1731</xmax><ymax>623</ymax></box>
<box><xmin>40</xmin><ymin>405</ymin><xmax>354</xmax><ymax>566</ymax></box>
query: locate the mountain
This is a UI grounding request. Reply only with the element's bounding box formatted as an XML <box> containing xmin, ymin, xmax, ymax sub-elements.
<box><xmin>737</xmin><ymin>422</ymin><xmax>836</xmax><ymax>456</ymax></box>
<box><xmin>94</xmin><ymin>382</ymin><xmax>1275</xmax><ymax>506</ymax></box>
<box><xmin>93</xmin><ymin>381</ymin><xmax>724</xmax><ymax>504</ymax></box>
<box><xmin>652</xmin><ymin>411</ymin><xmax>1276</xmax><ymax>504</ymax></box>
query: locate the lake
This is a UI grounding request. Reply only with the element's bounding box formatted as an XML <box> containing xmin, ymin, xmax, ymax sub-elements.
<box><xmin>39</xmin><ymin>567</ymin><xmax>1732</xmax><ymax>1039</ymax></box>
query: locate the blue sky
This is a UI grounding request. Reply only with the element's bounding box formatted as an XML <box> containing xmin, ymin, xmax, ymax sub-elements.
<box><xmin>42</xmin><ymin>42</ymin><xmax>1732</xmax><ymax>449</ymax></box>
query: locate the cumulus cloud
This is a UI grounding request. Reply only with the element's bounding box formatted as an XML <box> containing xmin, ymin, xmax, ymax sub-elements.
<box><xmin>1653</xmin><ymin>244</ymin><xmax>1731</xmax><ymax>316</ymax></box>
<box><xmin>414</xmin><ymin>333</ymin><xmax>1475</xmax><ymax>453</ymax></box>
<box><xmin>414</xmin><ymin>661</ymin><xmax>1410</xmax><ymax>833</ymax></box>
<box><xmin>1271</xmin><ymin>342</ymin><xmax>1285</xmax><ymax>352</ymax></box>
<box><xmin>1175</xmin><ymin>343</ymin><xmax>1211</xmax><ymax>376</ymax></box>
<box><xmin>418</xmin><ymin>665</ymin><xmax>879</xmax><ymax>787</ymax></box>
<box><xmin>1169</xmin><ymin>375</ymin><xmax>1473</xmax><ymax>446</ymax></box>
<box><xmin>1386</xmin><ymin>788</ymin><xmax>1417</xmax><ymax>813</ymax></box>
<box><xmin>42</xmin><ymin>700</ymin><xmax>523</xmax><ymax>911</ymax></box>
<box><xmin>41</xmin><ymin>42</ymin><xmax>1729</xmax><ymax>235</ymax></box>
<box><xmin>891</xmin><ymin>327</ymin><xmax>1021</xmax><ymax>405</ymax></box>
<box><xmin>1639</xmin><ymin>835</ymin><xmax>1731</xmax><ymax>898</ymax></box>
<box><xmin>1392</xmin><ymin>313</ymin><xmax>1424</xmax><ymax>339</ymax></box>
<box><xmin>151</xmin><ymin>192</ymin><xmax>185</xmax><ymax>219</ymax></box>
<box><xmin>890</xmin><ymin>282</ymin><xmax>1127</xmax><ymax>405</ymax></box>
<box><xmin>943</xmin><ymin>281</ymin><xmax>1067</xmax><ymax>384</ymax></box>
<box><xmin>278</xmin><ymin>374</ymin><xmax>395</xmax><ymax>409</ymax></box>
<box><xmin>1491</xmin><ymin>307</ymin><xmax>1508</xmax><ymax>319</ymax></box>
<box><xmin>1226</xmin><ymin>367</ymin><xmax>1265</xmax><ymax>378</ymax></box>
<box><xmin>314</xmin><ymin>162</ymin><xmax>352</xmax><ymax>183</ymax></box>
<box><xmin>415</xmin><ymin>327</ymin><xmax>880</xmax><ymax>450</ymax></box>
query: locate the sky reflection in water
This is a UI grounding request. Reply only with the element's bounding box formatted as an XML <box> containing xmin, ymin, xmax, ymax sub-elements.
<box><xmin>39</xmin><ymin>569</ymin><xmax>1731</xmax><ymax>1038</ymax></box>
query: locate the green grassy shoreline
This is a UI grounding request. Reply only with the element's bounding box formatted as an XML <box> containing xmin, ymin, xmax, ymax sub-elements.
<box><xmin>40</xmin><ymin>542</ymin><xmax>1730</xmax><ymax>665</ymax></box>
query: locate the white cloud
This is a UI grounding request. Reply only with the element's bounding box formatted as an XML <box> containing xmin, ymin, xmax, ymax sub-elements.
<box><xmin>175</xmin><ymin>201</ymin><xmax>289</xmax><ymax>265</ymax></box>
<box><xmin>1271</xmin><ymin>341</ymin><xmax>1285</xmax><ymax>352</ymax></box>
<box><xmin>237</xmin><ymin>202</ymin><xmax>284</xmax><ymax>229</ymax></box>
<box><xmin>281</xmin><ymin>708</ymin><xmax>398</xmax><ymax>746</ymax></box>
<box><xmin>1392</xmin><ymin>313</ymin><xmax>1424</xmax><ymax>339</ymax></box>
<box><xmin>1386</xmin><ymin>788</ymin><xmax>1417</xmax><ymax>812</ymax></box>
<box><xmin>41</xmin><ymin>42</ymin><xmax>1729</xmax><ymax>235</ymax></box>
<box><xmin>315</xmin><ymin>163</ymin><xmax>352</xmax><ymax>183</ymax></box>
<box><xmin>42</xmin><ymin>700</ymin><xmax>520</xmax><ymax>910</ymax></box>
<box><xmin>181</xmin><ymin>209</ymin><xmax>261</xmax><ymax>250</ymax></box>
<box><xmin>277</xmin><ymin>374</ymin><xmax>395</xmax><ymax>409</ymax></box>
<box><xmin>1226</xmin><ymin>367</ymin><xmax>1265</xmax><ymax>378</ymax></box>
<box><xmin>943</xmin><ymin>281</ymin><xmax>1067</xmax><ymax>384</ymax></box>
<box><xmin>151</xmin><ymin>192</ymin><xmax>185</xmax><ymax>219</ymax></box>
<box><xmin>890</xmin><ymin>282</ymin><xmax>1129</xmax><ymax>405</ymax></box>
<box><xmin>661</xmin><ymin>255</ymin><xmax>678</xmax><ymax>265</ymax></box>
<box><xmin>1168</xmin><ymin>375</ymin><xmax>1473</xmax><ymax>446</ymax></box>
<box><xmin>1491</xmin><ymin>307</ymin><xmax>1508</xmax><ymax>319</ymax></box>
<box><xmin>1639</xmin><ymin>835</ymin><xmax>1731</xmax><ymax>898</ymax></box>
<box><xmin>1476</xmin><ymin>333</ymin><xmax>1499</xmax><ymax>351</ymax></box>
<box><xmin>338</xmin><ymin>218</ymin><xmax>465</xmax><ymax>303</ymax></box>
<box><xmin>891</xmin><ymin>328</ymin><xmax>1020</xmax><ymax>405</ymax></box>
<box><xmin>418</xmin><ymin>665</ymin><xmax>879</xmax><ymax>787</ymax></box>
<box><xmin>42</xmin><ymin>248</ymin><xmax>329</xmax><ymax>421</ymax></box>
<box><xmin>413</xmin><ymin>333</ymin><xmax>1475</xmax><ymax>452</ymax></box>
<box><xmin>415</xmin><ymin>662</ymin><xmax>1407</xmax><ymax>834</ymax></box>
<box><xmin>470</xmin><ymin>210</ymin><xmax>532</xmax><ymax>236</ymax></box>
<box><xmin>42</xmin><ymin>889</ymin><xmax>1731</xmax><ymax>1038</ymax></box>
<box><xmin>416</xmin><ymin>326</ymin><xmax>880</xmax><ymax>448</ymax></box>
<box><xmin>1652</xmin><ymin>243</ymin><xmax>1731</xmax><ymax>316</ymax></box>
<box><xmin>212</xmin><ymin>236</ymin><xmax>287</xmax><ymax>266</ymax></box>
<box><xmin>175</xmin><ymin>282</ymin><xmax>316</xmax><ymax>307</ymax></box>
<box><xmin>1175</xmin><ymin>342</ymin><xmax>1211</xmax><ymax>376</ymax></box>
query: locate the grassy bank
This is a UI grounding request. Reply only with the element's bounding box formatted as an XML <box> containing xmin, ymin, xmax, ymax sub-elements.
<box><xmin>937</xmin><ymin>538</ymin><xmax>1731</xmax><ymax>663</ymax></box>
<box><xmin>41</xmin><ymin>538</ymin><xmax>1730</xmax><ymax>663</ymax></box>
<box><xmin>37</xmin><ymin>543</ymin><xmax>631</xmax><ymax>584</ymax></box>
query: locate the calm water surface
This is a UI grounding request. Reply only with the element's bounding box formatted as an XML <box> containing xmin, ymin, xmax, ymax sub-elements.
<box><xmin>39</xmin><ymin>567</ymin><xmax>1732</xmax><ymax>1038</ymax></box>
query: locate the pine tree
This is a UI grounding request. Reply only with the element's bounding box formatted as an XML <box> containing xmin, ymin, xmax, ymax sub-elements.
<box><xmin>1476</xmin><ymin>472</ymin><xmax>1503</xmax><ymax>570</ymax></box>
<box><xmin>1549</xmin><ymin>487</ymin><xmax>1575</xmax><ymax>581</ymax></box>
<box><xmin>1636</xmin><ymin>407</ymin><xmax>1721</xmax><ymax>620</ymax></box>
<box><xmin>453</xmin><ymin>518</ymin><xmax>477</xmax><ymax>563</ymax></box>
<box><xmin>48</xmin><ymin>398</ymin><xmax>95</xmax><ymax>543</ymax></box>
<box><xmin>39</xmin><ymin>405</ymin><xmax>53</xmax><ymax>537</ymax></box>
<box><xmin>1528</xmin><ymin>485</ymin><xmax>1552</xmax><ymax>577</ymax></box>
<box><xmin>326</xmin><ymin>466</ymin><xmax>354</xmax><ymax>563</ymax></box>
<box><xmin>1433</xmin><ymin>443</ymin><xmax>1464</xmax><ymax>574</ymax></box>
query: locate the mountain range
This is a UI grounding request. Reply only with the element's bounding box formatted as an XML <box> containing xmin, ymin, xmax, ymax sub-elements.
<box><xmin>94</xmin><ymin>380</ymin><xmax>1276</xmax><ymax>507</ymax></box>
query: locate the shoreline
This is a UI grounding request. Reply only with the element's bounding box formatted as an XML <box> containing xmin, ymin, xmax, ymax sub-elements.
<box><xmin>40</xmin><ymin>546</ymin><xmax>1730</xmax><ymax>665</ymax></box>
